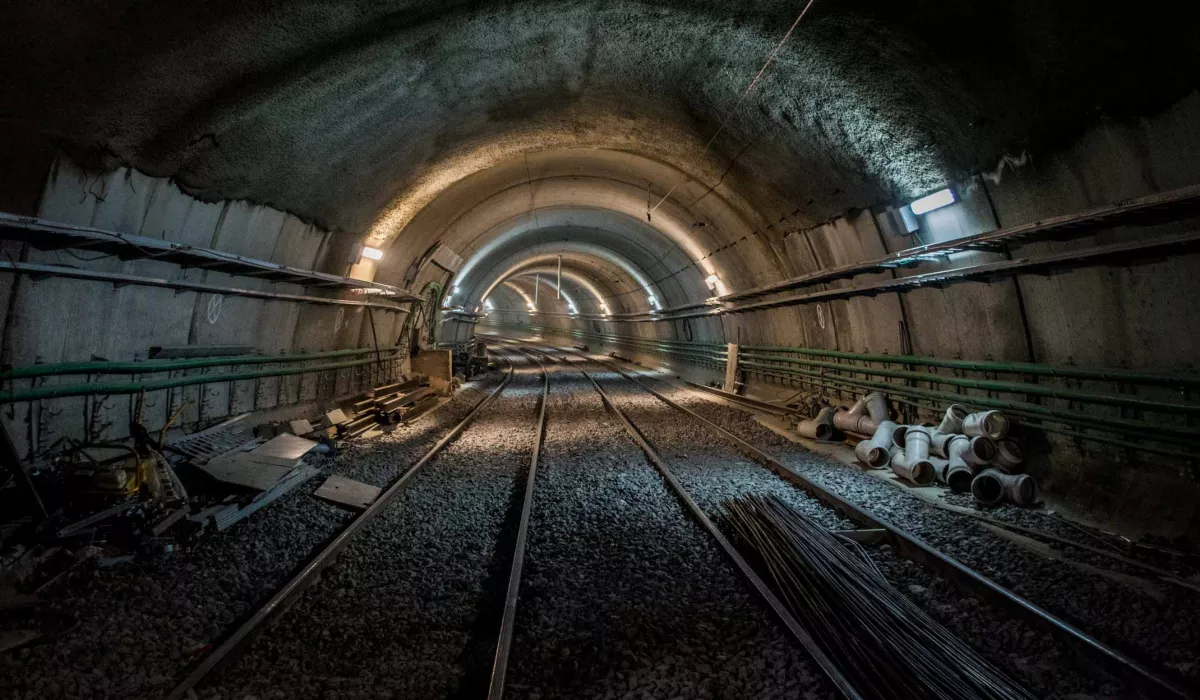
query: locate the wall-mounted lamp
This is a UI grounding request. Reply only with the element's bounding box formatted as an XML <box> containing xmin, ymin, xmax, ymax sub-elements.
<box><xmin>647</xmin><ymin>295</ymin><xmax>660</xmax><ymax>309</ymax></box>
<box><xmin>361</xmin><ymin>246</ymin><xmax>384</xmax><ymax>261</ymax></box>
<box><xmin>484</xmin><ymin>299</ymin><xmax>494</xmax><ymax>311</ymax></box>
<box><xmin>527</xmin><ymin>302</ymin><xmax>537</xmax><ymax>312</ymax></box>
<box><xmin>567</xmin><ymin>302</ymin><xmax>578</xmax><ymax>315</ymax></box>
<box><xmin>705</xmin><ymin>274</ymin><xmax>721</xmax><ymax>291</ymax></box>
<box><xmin>908</xmin><ymin>188</ymin><xmax>955</xmax><ymax>216</ymax></box>
<box><xmin>599</xmin><ymin>302</ymin><xmax>610</xmax><ymax>315</ymax></box>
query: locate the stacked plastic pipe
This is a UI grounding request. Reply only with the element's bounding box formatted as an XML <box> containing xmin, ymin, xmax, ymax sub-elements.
<box><xmin>841</xmin><ymin>398</ymin><xmax>1036</xmax><ymax>507</ymax></box>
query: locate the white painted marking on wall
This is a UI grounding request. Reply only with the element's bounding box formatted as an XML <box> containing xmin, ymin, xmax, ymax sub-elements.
<box><xmin>816</xmin><ymin>304</ymin><xmax>825</xmax><ymax>329</ymax></box>
<box><xmin>206</xmin><ymin>294</ymin><xmax>224</xmax><ymax>324</ymax></box>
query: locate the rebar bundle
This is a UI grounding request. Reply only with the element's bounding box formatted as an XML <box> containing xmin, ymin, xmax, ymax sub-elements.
<box><xmin>722</xmin><ymin>495</ymin><xmax>1036</xmax><ymax>700</ymax></box>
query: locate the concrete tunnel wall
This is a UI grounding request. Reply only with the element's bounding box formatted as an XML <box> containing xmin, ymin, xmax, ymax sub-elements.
<box><xmin>0</xmin><ymin>154</ymin><xmax>411</xmax><ymax>458</ymax></box>
<box><xmin>4</xmin><ymin>94</ymin><xmax>1200</xmax><ymax>538</ymax></box>
<box><xmin>462</xmin><ymin>94</ymin><xmax>1200</xmax><ymax>539</ymax></box>
<box><xmin>2</xmin><ymin>2</ymin><xmax>1200</xmax><ymax>538</ymax></box>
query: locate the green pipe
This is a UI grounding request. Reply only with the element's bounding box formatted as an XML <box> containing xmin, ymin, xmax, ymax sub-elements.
<box><xmin>739</xmin><ymin>359</ymin><xmax>1200</xmax><ymax>442</ymax></box>
<box><xmin>492</xmin><ymin>323</ymin><xmax>1200</xmax><ymax>389</ymax></box>
<box><xmin>740</xmin><ymin>351</ymin><xmax>1200</xmax><ymax>416</ymax></box>
<box><xmin>1</xmin><ymin>345</ymin><xmax>403</xmax><ymax>380</ymax></box>
<box><xmin>742</xmin><ymin>344</ymin><xmax>1200</xmax><ymax>389</ymax></box>
<box><xmin>1</xmin><ymin>355</ymin><xmax>400</xmax><ymax>403</ymax></box>
<box><xmin>489</xmin><ymin>322</ymin><xmax>1196</xmax><ymax>459</ymax></box>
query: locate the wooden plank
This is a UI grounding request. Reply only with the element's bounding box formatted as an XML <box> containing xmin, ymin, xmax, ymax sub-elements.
<box><xmin>288</xmin><ymin>418</ymin><xmax>314</xmax><ymax>435</ymax></box>
<box><xmin>313</xmin><ymin>475</ymin><xmax>381</xmax><ymax>510</ymax></box>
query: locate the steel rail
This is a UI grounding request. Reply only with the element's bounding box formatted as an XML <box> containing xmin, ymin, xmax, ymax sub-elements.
<box><xmin>568</xmin><ymin>350</ymin><xmax>1198</xmax><ymax>700</ymax></box>
<box><xmin>487</xmin><ymin>348</ymin><xmax>550</xmax><ymax>700</ymax></box>
<box><xmin>684</xmin><ymin>381</ymin><xmax>794</xmax><ymax>416</ymax></box>
<box><xmin>163</xmin><ymin>354</ymin><xmax>518</xmax><ymax>700</ymax></box>
<box><xmin>529</xmin><ymin>347</ymin><xmax>865</xmax><ymax>700</ymax></box>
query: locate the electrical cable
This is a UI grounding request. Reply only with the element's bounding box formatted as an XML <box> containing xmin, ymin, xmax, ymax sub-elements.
<box><xmin>649</xmin><ymin>0</ymin><xmax>818</xmax><ymax>215</ymax></box>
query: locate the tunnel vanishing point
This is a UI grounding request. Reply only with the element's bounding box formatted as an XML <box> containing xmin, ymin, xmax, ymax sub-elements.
<box><xmin>2</xmin><ymin>3</ymin><xmax>1200</xmax><ymax>699</ymax></box>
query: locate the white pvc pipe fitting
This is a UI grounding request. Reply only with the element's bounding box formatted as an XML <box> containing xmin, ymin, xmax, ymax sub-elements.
<box><xmin>962</xmin><ymin>410</ymin><xmax>1010</xmax><ymax>440</ymax></box>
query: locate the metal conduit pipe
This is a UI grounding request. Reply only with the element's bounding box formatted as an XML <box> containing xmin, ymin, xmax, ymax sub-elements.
<box><xmin>737</xmin><ymin>351</ymin><xmax>1200</xmax><ymax>416</ymax></box>
<box><xmin>735</xmin><ymin>358</ymin><xmax>1200</xmax><ymax>442</ymax></box>
<box><xmin>490</xmin><ymin>324</ymin><xmax>1200</xmax><ymax>462</ymax></box>
<box><xmin>739</xmin><ymin>345</ymin><xmax>1200</xmax><ymax>390</ymax></box>
<box><xmin>0</xmin><ymin>345</ymin><xmax>404</xmax><ymax>380</ymax></box>
<box><xmin>797</xmin><ymin>406</ymin><xmax>837</xmax><ymax>441</ymax></box>
<box><xmin>503</xmin><ymin>323</ymin><xmax>1200</xmax><ymax>391</ymax></box>
<box><xmin>0</xmin><ymin>356</ymin><xmax>399</xmax><ymax>403</ymax></box>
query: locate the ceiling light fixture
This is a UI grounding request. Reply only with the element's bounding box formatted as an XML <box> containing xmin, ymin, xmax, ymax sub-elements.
<box><xmin>908</xmin><ymin>188</ymin><xmax>956</xmax><ymax>216</ymax></box>
<box><xmin>361</xmin><ymin>246</ymin><xmax>384</xmax><ymax>261</ymax></box>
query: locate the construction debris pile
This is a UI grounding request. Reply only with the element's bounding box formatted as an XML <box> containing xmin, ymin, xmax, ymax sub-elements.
<box><xmin>799</xmin><ymin>394</ymin><xmax>1036</xmax><ymax>508</ymax></box>
<box><xmin>723</xmin><ymin>494</ymin><xmax>1036</xmax><ymax>700</ymax></box>
<box><xmin>0</xmin><ymin>373</ymin><xmax>447</xmax><ymax>633</ymax></box>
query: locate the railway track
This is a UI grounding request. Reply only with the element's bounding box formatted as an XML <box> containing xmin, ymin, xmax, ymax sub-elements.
<box><xmin>166</xmin><ymin>350</ymin><xmax>539</xmax><ymax>699</ymax></box>
<box><xmin>115</xmin><ymin>337</ymin><xmax>1195</xmax><ymax>699</ymax></box>
<box><xmin>515</xmin><ymin>343</ymin><xmax>1198</xmax><ymax>700</ymax></box>
<box><xmin>496</xmin><ymin>350</ymin><xmax>837</xmax><ymax>699</ymax></box>
<box><xmin>172</xmin><ymin>346</ymin><xmax>845</xmax><ymax>699</ymax></box>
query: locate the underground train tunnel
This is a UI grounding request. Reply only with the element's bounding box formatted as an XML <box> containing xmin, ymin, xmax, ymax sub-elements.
<box><xmin>1</xmin><ymin>1</ymin><xmax>1199</xmax><ymax>698</ymax></box>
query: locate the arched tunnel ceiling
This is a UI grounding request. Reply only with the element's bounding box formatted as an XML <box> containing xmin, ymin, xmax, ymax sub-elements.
<box><xmin>5</xmin><ymin>0</ymin><xmax>1196</xmax><ymax>239</ymax></box>
<box><xmin>478</xmin><ymin>259</ymin><xmax>625</xmax><ymax>314</ymax></box>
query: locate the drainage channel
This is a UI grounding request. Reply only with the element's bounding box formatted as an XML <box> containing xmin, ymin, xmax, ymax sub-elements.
<box><xmin>165</xmin><ymin>350</ymin><xmax>538</xmax><ymax>699</ymax></box>
<box><xmin>526</xmin><ymin>345</ymin><xmax>1196</xmax><ymax>700</ymax></box>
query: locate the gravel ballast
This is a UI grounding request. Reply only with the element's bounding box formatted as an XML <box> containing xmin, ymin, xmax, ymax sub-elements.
<box><xmin>618</xmin><ymin>362</ymin><xmax>1200</xmax><ymax>686</ymax></box>
<box><xmin>198</xmin><ymin>355</ymin><xmax>542</xmax><ymax>699</ymax></box>
<box><xmin>0</xmin><ymin>370</ymin><xmax>504</xmax><ymax>700</ymax></box>
<box><xmin>504</xmin><ymin>361</ymin><xmax>835</xmax><ymax>700</ymax></box>
<box><xmin>585</xmin><ymin>362</ymin><xmax>1132</xmax><ymax>697</ymax></box>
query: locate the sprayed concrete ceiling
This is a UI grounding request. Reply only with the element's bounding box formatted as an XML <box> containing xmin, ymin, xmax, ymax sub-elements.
<box><xmin>5</xmin><ymin>0</ymin><xmax>1195</xmax><ymax>236</ymax></box>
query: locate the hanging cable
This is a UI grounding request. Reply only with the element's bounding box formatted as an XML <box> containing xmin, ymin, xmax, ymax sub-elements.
<box><xmin>649</xmin><ymin>0</ymin><xmax>818</xmax><ymax>215</ymax></box>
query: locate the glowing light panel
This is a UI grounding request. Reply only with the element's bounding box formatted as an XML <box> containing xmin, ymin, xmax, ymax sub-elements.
<box><xmin>908</xmin><ymin>189</ymin><xmax>956</xmax><ymax>216</ymax></box>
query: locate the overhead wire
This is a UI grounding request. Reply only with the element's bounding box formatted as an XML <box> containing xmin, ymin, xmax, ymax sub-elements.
<box><xmin>649</xmin><ymin>0</ymin><xmax>818</xmax><ymax>216</ymax></box>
